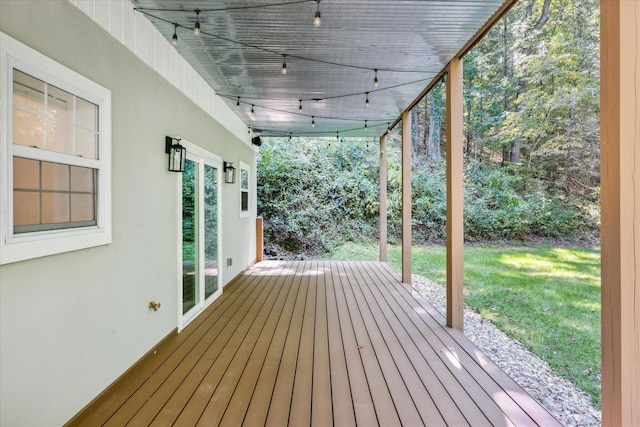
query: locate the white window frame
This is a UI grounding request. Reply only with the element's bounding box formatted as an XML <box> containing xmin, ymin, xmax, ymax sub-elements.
<box><xmin>0</xmin><ymin>32</ymin><xmax>112</xmax><ymax>265</ymax></box>
<box><xmin>239</xmin><ymin>160</ymin><xmax>250</xmax><ymax>218</ymax></box>
<box><xmin>177</xmin><ymin>141</ymin><xmax>223</xmax><ymax>331</ymax></box>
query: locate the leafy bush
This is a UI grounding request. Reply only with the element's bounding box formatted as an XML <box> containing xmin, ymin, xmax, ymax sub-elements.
<box><xmin>257</xmin><ymin>137</ymin><xmax>598</xmax><ymax>255</ymax></box>
<box><xmin>258</xmin><ymin>137</ymin><xmax>380</xmax><ymax>255</ymax></box>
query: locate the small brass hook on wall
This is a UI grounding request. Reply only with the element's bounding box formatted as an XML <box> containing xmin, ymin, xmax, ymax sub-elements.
<box><xmin>149</xmin><ymin>301</ymin><xmax>161</xmax><ymax>311</ymax></box>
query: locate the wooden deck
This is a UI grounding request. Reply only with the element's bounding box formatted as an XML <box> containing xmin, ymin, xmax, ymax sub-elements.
<box><xmin>68</xmin><ymin>261</ymin><xmax>561</xmax><ymax>426</ymax></box>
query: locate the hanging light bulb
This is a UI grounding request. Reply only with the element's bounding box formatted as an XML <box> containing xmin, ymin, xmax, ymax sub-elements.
<box><xmin>311</xmin><ymin>116</ymin><xmax>315</xmax><ymax>127</ymax></box>
<box><xmin>364</xmin><ymin>120</ymin><xmax>368</xmax><ymax>129</ymax></box>
<box><xmin>365</xmin><ymin>92</ymin><xmax>370</xmax><ymax>108</ymax></box>
<box><xmin>281</xmin><ymin>55</ymin><xmax>287</xmax><ymax>75</ymax></box>
<box><xmin>298</xmin><ymin>99</ymin><xmax>302</xmax><ymax>111</ymax></box>
<box><xmin>193</xmin><ymin>10</ymin><xmax>201</xmax><ymax>35</ymax></box>
<box><xmin>373</xmin><ymin>68</ymin><xmax>379</xmax><ymax>87</ymax></box>
<box><xmin>250</xmin><ymin>104</ymin><xmax>255</xmax><ymax>119</ymax></box>
<box><xmin>336</xmin><ymin>131</ymin><xmax>339</xmax><ymax>140</ymax></box>
<box><xmin>289</xmin><ymin>132</ymin><xmax>292</xmax><ymax>140</ymax></box>
<box><xmin>236</xmin><ymin>97</ymin><xmax>241</xmax><ymax>109</ymax></box>
<box><xmin>172</xmin><ymin>23</ymin><xmax>178</xmax><ymax>46</ymax></box>
<box><xmin>314</xmin><ymin>0</ymin><xmax>321</xmax><ymax>27</ymax></box>
<box><xmin>248</xmin><ymin>126</ymin><xmax>252</xmax><ymax>134</ymax></box>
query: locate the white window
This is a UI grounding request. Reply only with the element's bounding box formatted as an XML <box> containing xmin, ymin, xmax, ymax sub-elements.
<box><xmin>239</xmin><ymin>161</ymin><xmax>250</xmax><ymax>218</ymax></box>
<box><xmin>1</xmin><ymin>32</ymin><xmax>112</xmax><ymax>264</ymax></box>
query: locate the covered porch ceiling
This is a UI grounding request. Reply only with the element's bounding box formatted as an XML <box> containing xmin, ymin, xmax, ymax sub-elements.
<box><xmin>133</xmin><ymin>0</ymin><xmax>513</xmax><ymax>138</ymax></box>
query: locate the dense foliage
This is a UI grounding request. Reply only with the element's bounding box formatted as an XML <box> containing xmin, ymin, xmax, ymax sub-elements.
<box><xmin>257</xmin><ymin>0</ymin><xmax>600</xmax><ymax>255</ymax></box>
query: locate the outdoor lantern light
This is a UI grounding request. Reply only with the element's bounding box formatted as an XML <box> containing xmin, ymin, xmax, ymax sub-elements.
<box><xmin>224</xmin><ymin>161</ymin><xmax>236</xmax><ymax>184</ymax></box>
<box><xmin>165</xmin><ymin>136</ymin><xmax>186</xmax><ymax>172</ymax></box>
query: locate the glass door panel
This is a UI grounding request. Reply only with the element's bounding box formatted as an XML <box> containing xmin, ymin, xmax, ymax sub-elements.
<box><xmin>204</xmin><ymin>164</ymin><xmax>218</xmax><ymax>299</ymax></box>
<box><xmin>182</xmin><ymin>159</ymin><xmax>198</xmax><ymax>315</ymax></box>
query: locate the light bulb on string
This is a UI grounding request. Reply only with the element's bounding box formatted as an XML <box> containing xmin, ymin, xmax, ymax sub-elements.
<box><xmin>289</xmin><ymin>132</ymin><xmax>292</xmax><ymax>140</ymax></box>
<box><xmin>236</xmin><ymin>97</ymin><xmax>241</xmax><ymax>109</ymax></box>
<box><xmin>373</xmin><ymin>69</ymin><xmax>379</xmax><ymax>87</ymax></box>
<box><xmin>281</xmin><ymin>55</ymin><xmax>287</xmax><ymax>75</ymax></box>
<box><xmin>298</xmin><ymin>99</ymin><xmax>302</xmax><ymax>111</ymax></box>
<box><xmin>336</xmin><ymin>131</ymin><xmax>339</xmax><ymax>141</ymax></box>
<box><xmin>172</xmin><ymin>23</ymin><xmax>178</xmax><ymax>46</ymax></box>
<box><xmin>311</xmin><ymin>116</ymin><xmax>315</xmax><ymax>128</ymax></box>
<box><xmin>365</xmin><ymin>92</ymin><xmax>370</xmax><ymax>108</ymax></box>
<box><xmin>314</xmin><ymin>0</ymin><xmax>321</xmax><ymax>27</ymax></box>
<box><xmin>193</xmin><ymin>9</ymin><xmax>201</xmax><ymax>35</ymax></box>
<box><xmin>364</xmin><ymin>120</ymin><xmax>368</xmax><ymax>129</ymax></box>
<box><xmin>250</xmin><ymin>104</ymin><xmax>255</xmax><ymax>119</ymax></box>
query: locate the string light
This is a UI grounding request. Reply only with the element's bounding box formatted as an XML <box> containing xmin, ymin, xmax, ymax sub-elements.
<box><xmin>236</xmin><ymin>97</ymin><xmax>241</xmax><ymax>109</ymax></box>
<box><xmin>298</xmin><ymin>99</ymin><xmax>302</xmax><ymax>111</ymax></box>
<box><xmin>364</xmin><ymin>120</ymin><xmax>368</xmax><ymax>129</ymax></box>
<box><xmin>311</xmin><ymin>116</ymin><xmax>315</xmax><ymax>127</ymax></box>
<box><xmin>336</xmin><ymin>131</ymin><xmax>339</xmax><ymax>140</ymax></box>
<box><xmin>250</xmin><ymin>104</ymin><xmax>255</xmax><ymax>119</ymax></box>
<box><xmin>365</xmin><ymin>92</ymin><xmax>370</xmax><ymax>108</ymax></box>
<box><xmin>289</xmin><ymin>132</ymin><xmax>292</xmax><ymax>140</ymax></box>
<box><xmin>314</xmin><ymin>0</ymin><xmax>321</xmax><ymax>27</ymax></box>
<box><xmin>281</xmin><ymin>55</ymin><xmax>287</xmax><ymax>75</ymax></box>
<box><xmin>140</xmin><ymin>9</ymin><xmax>429</xmax><ymax>74</ymax></box>
<box><xmin>172</xmin><ymin>23</ymin><xmax>178</xmax><ymax>46</ymax></box>
<box><xmin>373</xmin><ymin>69</ymin><xmax>379</xmax><ymax>87</ymax></box>
<box><xmin>193</xmin><ymin>9</ymin><xmax>201</xmax><ymax>35</ymax></box>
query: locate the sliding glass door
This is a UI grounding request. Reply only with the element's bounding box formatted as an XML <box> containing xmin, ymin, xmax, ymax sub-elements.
<box><xmin>180</xmin><ymin>146</ymin><xmax>222</xmax><ymax>328</ymax></box>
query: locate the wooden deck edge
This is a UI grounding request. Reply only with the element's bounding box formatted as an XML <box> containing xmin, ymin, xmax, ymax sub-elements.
<box><xmin>64</xmin><ymin>327</ymin><xmax>178</xmax><ymax>426</ymax></box>
<box><xmin>377</xmin><ymin>262</ymin><xmax>561</xmax><ymax>426</ymax></box>
<box><xmin>443</xmin><ymin>326</ymin><xmax>561</xmax><ymax>426</ymax></box>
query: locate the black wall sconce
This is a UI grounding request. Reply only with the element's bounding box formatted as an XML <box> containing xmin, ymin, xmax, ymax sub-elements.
<box><xmin>165</xmin><ymin>136</ymin><xmax>186</xmax><ymax>172</ymax></box>
<box><xmin>224</xmin><ymin>161</ymin><xmax>236</xmax><ymax>184</ymax></box>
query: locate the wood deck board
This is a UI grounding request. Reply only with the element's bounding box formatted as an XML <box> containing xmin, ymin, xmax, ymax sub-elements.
<box><xmin>218</xmin><ymin>262</ymin><xmax>303</xmax><ymax>426</ymax></box>
<box><xmin>264</xmin><ymin>261</ymin><xmax>313</xmax><ymax>427</ymax></box>
<box><xmin>170</xmin><ymin>263</ymin><xmax>292</xmax><ymax>426</ymax></box>
<box><xmin>70</xmin><ymin>261</ymin><xmax>561</xmax><ymax>427</ymax></box>
<box><xmin>344</xmin><ymin>261</ymin><xmax>438</xmax><ymax>427</ymax></box>
<box><xmin>123</xmin><ymin>264</ymin><xmax>281</xmax><ymax>426</ymax></box>
<box><xmin>69</xmin><ymin>271</ymin><xmax>259</xmax><ymax>427</ymax></box>
<box><xmin>360</xmin><ymin>262</ymin><xmax>498</xmax><ymax>426</ymax></box>
<box><xmin>103</xmin><ymin>270</ymin><xmax>268</xmax><ymax>427</ymax></box>
<box><xmin>351</xmin><ymin>261</ymin><xmax>470</xmax><ymax>426</ymax></box>
<box><xmin>329</xmin><ymin>261</ymin><xmax>379</xmax><ymax>427</ymax></box>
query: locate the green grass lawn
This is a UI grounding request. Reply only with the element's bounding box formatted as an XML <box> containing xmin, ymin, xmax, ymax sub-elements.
<box><xmin>329</xmin><ymin>242</ymin><xmax>602</xmax><ymax>406</ymax></box>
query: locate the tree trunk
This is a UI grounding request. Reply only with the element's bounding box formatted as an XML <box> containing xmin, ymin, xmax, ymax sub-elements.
<box><xmin>511</xmin><ymin>0</ymin><xmax>552</xmax><ymax>164</ymax></box>
<box><xmin>411</xmin><ymin>107</ymin><xmax>420</xmax><ymax>154</ymax></box>
<box><xmin>565</xmin><ymin>92</ymin><xmax>576</xmax><ymax>198</ymax></box>
<box><xmin>426</xmin><ymin>92</ymin><xmax>441</xmax><ymax>162</ymax></box>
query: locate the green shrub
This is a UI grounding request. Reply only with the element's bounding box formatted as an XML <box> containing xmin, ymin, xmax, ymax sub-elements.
<box><xmin>257</xmin><ymin>137</ymin><xmax>598</xmax><ymax>255</ymax></box>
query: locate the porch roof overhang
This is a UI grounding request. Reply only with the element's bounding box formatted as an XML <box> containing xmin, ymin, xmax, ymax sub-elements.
<box><xmin>132</xmin><ymin>0</ymin><xmax>515</xmax><ymax>138</ymax></box>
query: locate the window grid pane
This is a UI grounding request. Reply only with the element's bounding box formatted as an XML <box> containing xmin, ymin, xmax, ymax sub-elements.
<box><xmin>12</xmin><ymin>69</ymin><xmax>99</xmax><ymax>160</ymax></box>
<box><xmin>12</xmin><ymin>158</ymin><xmax>97</xmax><ymax>233</ymax></box>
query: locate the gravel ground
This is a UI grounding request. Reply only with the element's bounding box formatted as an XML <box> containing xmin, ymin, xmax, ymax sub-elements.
<box><xmin>411</xmin><ymin>274</ymin><xmax>602</xmax><ymax>427</ymax></box>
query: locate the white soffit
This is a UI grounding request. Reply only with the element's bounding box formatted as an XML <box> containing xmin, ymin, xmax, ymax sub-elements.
<box><xmin>132</xmin><ymin>0</ymin><xmax>509</xmax><ymax>137</ymax></box>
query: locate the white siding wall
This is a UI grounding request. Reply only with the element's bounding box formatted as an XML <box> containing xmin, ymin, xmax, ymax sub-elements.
<box><xmin>0</xmin><ymin>1</ymin><xmax>257</xmax><ymax>425</ymax></box>
<box><xmin>70</xmin><ymin>0</ymin><xmax>251</xmax><ymax>146</ymax></box>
